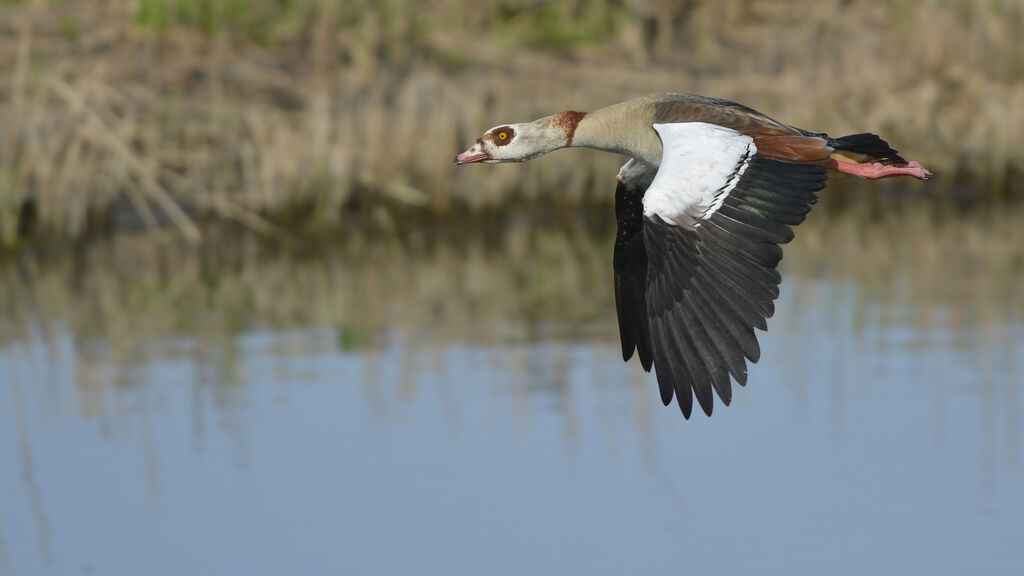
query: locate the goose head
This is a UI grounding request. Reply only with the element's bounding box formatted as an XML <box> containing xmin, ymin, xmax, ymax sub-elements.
<box><xmin>454</xmin><ymin>112</ymin><xmax>586</xmax><ymax>164</ymax></box>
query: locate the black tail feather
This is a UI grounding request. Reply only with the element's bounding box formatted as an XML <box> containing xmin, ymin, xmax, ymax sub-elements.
<box><xmin>829</xmin><ymin>133</ymin><xmax>905</xmax><ymax>163</ymax></box>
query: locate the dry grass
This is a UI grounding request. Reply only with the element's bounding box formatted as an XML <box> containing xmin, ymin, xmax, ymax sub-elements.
<box><xmin>1</xmin><ymin>0</ymin><xmax>1022</xmax><ymax>243</ymax></box>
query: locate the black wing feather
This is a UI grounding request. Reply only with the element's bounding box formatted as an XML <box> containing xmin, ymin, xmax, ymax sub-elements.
<box><xmin>640</xmin><ymin>157</ymin><xmax>827</xmax><ymax>416</ymax></box>
<box><xmin>613</xmin><ymin>178</ymin><xmax>653</xmax><ymax>371</ymax></box>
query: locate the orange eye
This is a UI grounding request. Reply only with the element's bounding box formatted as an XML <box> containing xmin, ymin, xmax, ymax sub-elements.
<box><xmin>491</xmin><ymin>126</ymin><xmax>515</xmax><ymax>146</ymax></box>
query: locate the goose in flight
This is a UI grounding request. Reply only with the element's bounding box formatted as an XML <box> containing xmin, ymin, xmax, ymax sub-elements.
<box><xmin>454</xmin><ymin>93</ymin><xmax>930</xmax><ymax>418</ymax></box>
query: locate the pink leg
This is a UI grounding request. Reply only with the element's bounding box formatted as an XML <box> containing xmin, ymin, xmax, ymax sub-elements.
<box><xmin>827</xmin><ymin>158</ymin><xmax>932</xmax><ymax>180</ymax></box>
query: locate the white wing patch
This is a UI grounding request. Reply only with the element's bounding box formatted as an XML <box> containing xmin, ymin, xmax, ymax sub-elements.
<box><xmin>642</xmin><ymin>122</ymin><xmax>756</xmax><ymax>228</ymax></box>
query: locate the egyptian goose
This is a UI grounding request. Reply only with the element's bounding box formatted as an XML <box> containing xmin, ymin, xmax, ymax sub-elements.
<box><xmin>454</xmin><ymin>93</ymin><xmax>930</xmax><ymax>418</ymax></box>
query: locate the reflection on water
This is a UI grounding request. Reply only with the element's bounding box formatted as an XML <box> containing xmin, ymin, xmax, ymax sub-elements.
<box><xmin>1</xmin><ymin>198</ymin><xmax>1023</xmax><ymax>575</ymax></box>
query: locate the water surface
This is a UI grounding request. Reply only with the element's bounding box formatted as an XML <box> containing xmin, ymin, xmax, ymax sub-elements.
<box><xmin>1</xmin><ymin>204</ymin><xmax>1022</xmax><ymax>575</ymax></box>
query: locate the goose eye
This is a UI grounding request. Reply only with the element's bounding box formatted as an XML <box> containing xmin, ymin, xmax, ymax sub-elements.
<box><xmin>490</xmin><ymin>126</ymin><xmax>515</xmax><ymax>147</ymax></box>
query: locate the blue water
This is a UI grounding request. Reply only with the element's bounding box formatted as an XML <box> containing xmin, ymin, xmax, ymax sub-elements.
<box><xmin>2</xmin><ymin>272</ymin><xmax>1022</xmax><ymax>575</ymax></box>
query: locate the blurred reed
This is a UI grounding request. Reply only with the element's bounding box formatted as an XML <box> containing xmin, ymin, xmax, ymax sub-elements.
<box><xmin>1</xmin><ymin>199</ymin><xmax>1021</xmax><ymax>405</ymax></box>
<box><xmin>1</xmin><ymin>0</ymin><xmax>1022</xmax><ymax>244</ymax></box>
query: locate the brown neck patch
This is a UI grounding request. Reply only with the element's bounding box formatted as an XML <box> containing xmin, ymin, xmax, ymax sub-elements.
<box><xmin>555</xmin><ymin>111</ymin><xmax>587</xmax><ymax>146</ymax></box>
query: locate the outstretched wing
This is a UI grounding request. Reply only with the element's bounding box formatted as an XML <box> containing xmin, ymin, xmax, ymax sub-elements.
<box><xmin>613</xmin><ymin>160</ymin><xmax>655</xmax><ymax>372</ymax></box>
<box><xmin>640</xmin><ymin>122</ymin><xmax>828</xmax><ymax>418</ymax></box>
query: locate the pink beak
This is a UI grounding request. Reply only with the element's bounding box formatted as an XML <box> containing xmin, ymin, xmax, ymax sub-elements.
<box><xmin>454</xmin><ymin>139</ymin><xmax>489</xmax><ymax>164</ymax></box>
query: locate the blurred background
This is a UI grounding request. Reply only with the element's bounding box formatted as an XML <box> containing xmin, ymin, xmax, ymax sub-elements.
<box><xmin>1</xmin><ymin>1</ymin><xmax>1022</xmax><ymax>575</ymax></box>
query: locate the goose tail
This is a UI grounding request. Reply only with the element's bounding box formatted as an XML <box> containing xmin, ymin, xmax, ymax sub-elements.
<box><xmin>829</xmin><ymin>133</ymin><xmax>905</xmax><ymax>162</ymax></box>
<box><xmin>826</xmin><ymin>133</ymin><xmax>931</xmax><ymax>180</ymax></box>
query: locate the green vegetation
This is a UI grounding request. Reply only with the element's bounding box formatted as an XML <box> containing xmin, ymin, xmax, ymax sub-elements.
<box><xmin>1</xmin><ymin>0</ymin><xmax>1023</xmax><ymax>244</ymax></box>
<box><xmin>125</xmin><ymin>0</ymin><xmax>629</xmax><ymax>50</ymax></box>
